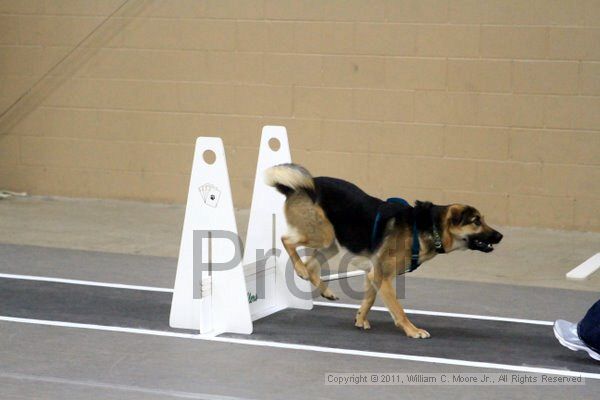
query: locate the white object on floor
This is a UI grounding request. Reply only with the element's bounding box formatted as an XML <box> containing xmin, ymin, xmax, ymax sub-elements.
<box><xmin>243</xmin><ymin>126</ymin><xmax>312</xmax><ymax>321</ymax></box>
<box><xmin>321</xmin><ymin>270</ymin><xmax>366</xmax><ymax>282</ymax></box>
<box><xmin>169</xmin><ymin>127</ymin><xmax>313</xmax><ymax>335</ymax></box>
<box><xmin>566</xmin><ymin>253</ymin><xmax>600</xmax><ymax>280</ymax></box>
<box><xmin>169</xmin><ymin>137</ymin><xmax>252</xmax><ymax>334</ymax></box>
<box><xmin>553</xmin><ymin>320</ymin><xmax>600</xmax><ymax>361</ymax></box>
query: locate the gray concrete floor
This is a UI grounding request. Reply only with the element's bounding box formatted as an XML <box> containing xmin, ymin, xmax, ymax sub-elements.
<box><xmin>0</xmin><ymin>195</ymin><xmax>598</xmax><ymax>399</ymax></box>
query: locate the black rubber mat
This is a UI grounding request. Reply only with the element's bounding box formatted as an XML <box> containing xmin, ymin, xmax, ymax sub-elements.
<box><xmin>0</xmin><ymin>278</ymin><xmax>192</xmax><ymax>333</ymax></box>
<box><xmin>223</xmin><ymin>305</ymin><xmax>600</xmax><ymax>374</ymax></box>
<box><xmin>1</xmin><ymin>277</ymin><xmax>598</xmax><ymax>374</ymax></box>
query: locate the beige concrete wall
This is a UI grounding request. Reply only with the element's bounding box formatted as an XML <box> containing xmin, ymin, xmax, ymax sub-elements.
<box><xmin>0</xmin><ymin>0</ymin><xmax>599</xmax><ymax>231</ymax></box>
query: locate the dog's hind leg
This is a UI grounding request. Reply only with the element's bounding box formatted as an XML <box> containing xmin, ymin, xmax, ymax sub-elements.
<box><xmin>281</xmin><ymin>234</ymin><xmax>311</xmax><ymax>280</ymax></box>
<box><xmin>304</xmin><ymin>242</ymin><xmax>339</xmax><ymax>300</ymax></box>
<box><xmin>281</xmin><ymin>233</ymin><xmax>338</xmax><ymax>299</ymax></box>
<box><xmin>281</xmin><ymin>198</ymin><xmax>337</xmax><ymax>298</ymax></box>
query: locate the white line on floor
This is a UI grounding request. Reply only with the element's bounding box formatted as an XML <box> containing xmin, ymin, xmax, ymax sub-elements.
<box><xmin>0</xmin><ymin>315</ymin><xmax>598</xmax><ymax>380</ymax></box>
<box><xmin>0</xmin><ymin>273</ymin><xmax>555</xmax><ymax>326</ymax></box>
<box><xmin>0</xmin><ymin>273</ymin><xmax>173</xmax><ymax>293</ymax></box>
<box><xmin>313</xmin><ymin>302</ymin><xmax>555</xmax><ymax>326</ymax></box>
<box><xmin>0</xmin><ymin>372</ymin><xmax>252</xmax><ymax>400</ymax></box>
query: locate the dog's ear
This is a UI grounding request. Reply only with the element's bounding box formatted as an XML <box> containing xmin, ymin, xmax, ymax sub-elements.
<box><xmin>447</xmin><ymin>204</ymin><xmax>465</xmax><ymax>226</ymax></box>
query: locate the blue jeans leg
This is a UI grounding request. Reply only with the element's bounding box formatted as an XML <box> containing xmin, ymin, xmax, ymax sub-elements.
<box><xmin>577</xmin><ymin>299</ymin><xmax>600</xmax><ymax>352</ymax></box>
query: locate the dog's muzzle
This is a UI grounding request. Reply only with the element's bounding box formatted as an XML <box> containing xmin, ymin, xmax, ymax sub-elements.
<box><xmin>468</xmin><ymin>230</ymin><xmax>503</xmax><ymax>253</ymax></box>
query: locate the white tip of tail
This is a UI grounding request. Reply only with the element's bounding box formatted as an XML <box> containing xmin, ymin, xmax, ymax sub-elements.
<box><xmin>264</xmin><ymin>163</ymin><xmax>314</xmax><ymax>192</ymax></box>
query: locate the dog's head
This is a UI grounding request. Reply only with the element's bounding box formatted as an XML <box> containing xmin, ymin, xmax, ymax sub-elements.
<box><xmin>445</xmin><ymin>204</ymin><xmax>503</xmax><ymax>253</ymax></box>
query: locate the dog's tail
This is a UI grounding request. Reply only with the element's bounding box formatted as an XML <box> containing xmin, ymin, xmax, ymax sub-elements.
<box><xmin>264</xmin><ymin>163</ymin><xmax>316</xmax><ymax>201</ymax></box>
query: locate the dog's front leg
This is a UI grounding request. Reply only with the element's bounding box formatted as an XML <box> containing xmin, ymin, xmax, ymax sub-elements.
<box><xmin>378</xmin><ymin>276</ymin><xmax>430</xmax><ymax>339</ymax></box>
<box><xmin>355</xmin><ymin>269</ymin><xmax>377</xmax><ymax>330</ymax></box>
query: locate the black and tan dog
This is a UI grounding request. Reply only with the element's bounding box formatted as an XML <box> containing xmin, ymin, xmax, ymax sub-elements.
<box><xmin>266</xmin><ymin>163</ymin><xmax>503</xmax><ymax>339</ymax></box>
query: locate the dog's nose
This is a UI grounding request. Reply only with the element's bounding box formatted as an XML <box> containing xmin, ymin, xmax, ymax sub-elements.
<box><xmin>492</xmin><ymin>231</ymin><xmax>503</xmax><ymax>243</ymax></box>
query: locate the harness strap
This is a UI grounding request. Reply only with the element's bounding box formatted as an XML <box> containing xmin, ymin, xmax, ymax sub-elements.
<box><xmin>370</xmin><ymin>197</ymin><xmax>407</xmax><ymax>251</ymax></box>
<box><xmin>408</xmin><ymin>218</ymin><xmax>420</xmax><ymax>273</ymax></box>
<box><xmin>370</xmin><ymin>212</ymin><xmax>383</xmax><ymax>251</ymax></box>
<box><xmin>371</xmin><ymin>198</ymin><xmax>447</xmax><ymax>273</ymax></box>
<box><xmin>371</xmin><ymin>197</ymin><xmax>421</xmax><ymax>273</ymax></box>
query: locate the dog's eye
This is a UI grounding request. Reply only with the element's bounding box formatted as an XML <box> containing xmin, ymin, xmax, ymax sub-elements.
<box><xmin>473</xmin><ymin>219</ymin><xmax>481</xmax><ymax>226</ymax></box>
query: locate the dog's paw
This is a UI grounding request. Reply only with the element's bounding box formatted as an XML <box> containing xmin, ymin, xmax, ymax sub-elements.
<box><xmin>320</xmin><ymin>289</ymin><xmax>339</xmax><ymax>301</ymax></box>
<box><xmin>406</xmin><ymin>328</ymin><xmax>431</xmax><ymax>339</ymax></box>
<box><xmin>354</xmin><ymin>318</ymin><xmax>371</xmax><ymax>330</ymax></box>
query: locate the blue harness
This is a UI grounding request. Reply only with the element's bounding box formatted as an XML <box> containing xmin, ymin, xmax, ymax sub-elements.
<box><xmin>370</xmin><ymin>197</ymin><xmax>421</xmax><ymax>273</ymax></box>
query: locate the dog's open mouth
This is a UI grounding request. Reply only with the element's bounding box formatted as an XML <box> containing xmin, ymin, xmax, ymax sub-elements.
<box><xmin>469</xmin><ymin>238</ymin><xmax>494</xmax><ymax>253</ymax></box>
<box><xmin>466</xmin><ymin>230</ymin><xmax>503</xmax><ymax>253</ymax></box>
